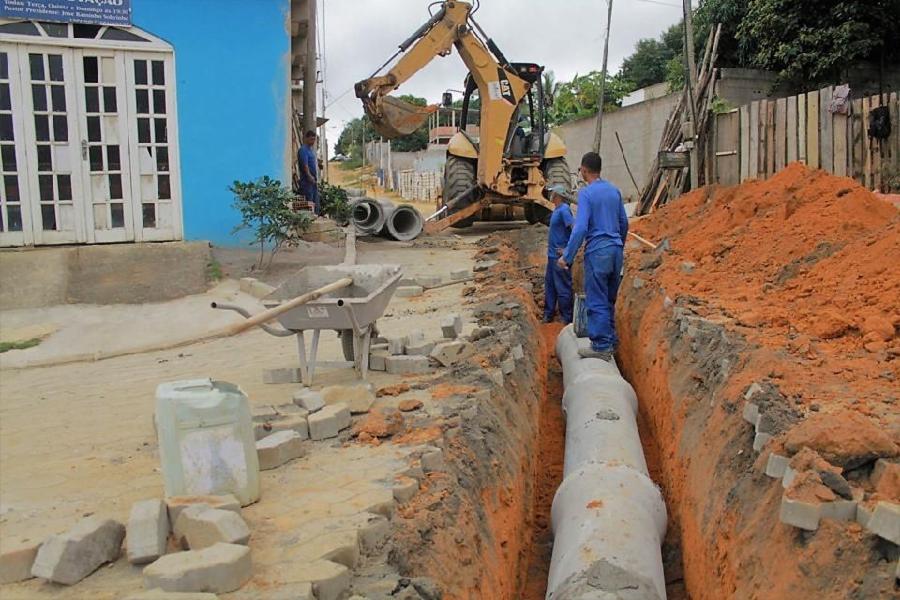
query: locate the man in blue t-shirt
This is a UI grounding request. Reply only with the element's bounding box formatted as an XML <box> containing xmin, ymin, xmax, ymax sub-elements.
<box><xmin>558</xmin><ymin>152</ymin><xmax>629</xmax><ymax>361</ymax></box>
<box><xmin>298</xmin><ymin>130</ymin><xmax>319</xmax><ymax>213</ymax></box>
<box><xmin>543</xmin><ymin>184</ymin><xmax>574</xmax><ymax>324</ymax></box>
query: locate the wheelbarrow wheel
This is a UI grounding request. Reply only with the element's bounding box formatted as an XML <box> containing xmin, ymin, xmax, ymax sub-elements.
<box><xmin>339</xmin><ymin>329</ymin><xmax>355</xmax><ymax>362</ymax></box>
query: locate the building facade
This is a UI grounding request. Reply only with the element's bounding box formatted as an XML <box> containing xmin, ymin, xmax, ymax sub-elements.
<box><xmin>0</xmin><ymin>0</ymin><xmax>314</xmax><ymax>247</ymax></box>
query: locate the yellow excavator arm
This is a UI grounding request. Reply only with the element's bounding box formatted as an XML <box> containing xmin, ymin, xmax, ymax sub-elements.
<box><xmin>354</xmin><ymin>0</ymin><xmax>530</xmax><ymax>190</ymax></box>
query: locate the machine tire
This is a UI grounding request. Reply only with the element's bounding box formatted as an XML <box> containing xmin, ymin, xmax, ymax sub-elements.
<box><xmin>533</xmin><ymin>157</ymin><xmax>574</xmax><ymax>225</ymax></box>
<box><xmin>443</xmin><ymin>156</ymin><xmax>478</xmax><ymax>229</ymax></box>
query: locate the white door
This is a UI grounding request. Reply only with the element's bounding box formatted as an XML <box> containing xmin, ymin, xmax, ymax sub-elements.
<box><xmin>16</xmin><ymin>45</ymin><xmax>85</xmax><ymax>244</ymax></box>
<box><xmin>0</xmin><ymin>44</ymin><xmax>33</xmax><ymax>246</ymax></box>
<box><xmin>74</xmin><ymin>49</ymin><xmax>135</xmax><ymax>242</ymax></box>
<box><xmin>124</xmin><ymin>51</ymin><xmax>182</xmax><ymax>242</ymax></box>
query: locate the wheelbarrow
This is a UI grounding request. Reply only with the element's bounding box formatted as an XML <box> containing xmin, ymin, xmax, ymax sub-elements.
<box><xmin>213</xmin><ymin>264</ymin><xmax>402</xmax><ymax>384</ymax></box>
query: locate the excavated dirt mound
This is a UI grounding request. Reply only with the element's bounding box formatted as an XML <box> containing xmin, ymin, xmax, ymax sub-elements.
<box><xmin>619</xmin><ymin>163</ymin><xmax>899</xmax><ymax>599</ymax></box>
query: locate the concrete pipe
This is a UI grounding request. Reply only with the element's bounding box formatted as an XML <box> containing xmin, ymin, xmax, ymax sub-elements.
<box><xmin>350</xmin><ymin>198</ymin><xmax>387</xmax><ymax>235</ymax></box>
<box><xmin>547</xmin><ymin>324</ymin><xmax>668</xmax><ymax>600</ymax></box>
<box><xmin>385</xmin><ymin>204</ymin><xmax>424</xmax><ymax>241</ymax></box>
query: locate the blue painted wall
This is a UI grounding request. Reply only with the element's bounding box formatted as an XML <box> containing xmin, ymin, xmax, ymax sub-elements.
<box><xmin>133</xmin><ymin>0</ymin><xmax>290</xmax><ymax>246</ymax></box>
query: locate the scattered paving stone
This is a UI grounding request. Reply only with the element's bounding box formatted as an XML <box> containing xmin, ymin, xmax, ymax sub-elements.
<box><xmin>404</xmin><ymin>331</ymin><xmax>426</xmax><ymax>346</ymax></box>
<box><xmin>765</xmin><ymin>453</ymin><xmax>790</xmax><ymax>478</ymax></box>
<box><xmin>398</xmin><ymin>399</ymin><xmax>423</xmax><ymax>412</ymax></box>
<box><xmin>0</xmin><ymin>539</ymin><xmax>40</xmax><ymax>584</ymax></box>
<box><xmin>369</xmin><ymin>350</ymin><xmax>389</xmax><ymax>372</ymax></box>
<box><xmin>742</xmin><ymin>403</ymin><xmax>759</xmax><ymax>426</ymax></box>
<box><xmin>308</xmin><ymin>403</ymin><xmax>352</xmax><ymax>440</ymax></box>
<box><xmin>295</xmin><ymin>559</ymin><xmax>350</xmax><ymax>600</ymax></box>
<box><xmin>779</xmin><ymin>495</ymin><xmax>820</xmax><ymax>531</ymax></box>
<box><xmin>143</xmin><ymin>543</ymin><xmax>251</xmax><ymax>594</ymax></box>
<box><xmin>421</xmin><ymin>449</ymin><xmax>445</xmax><ymax>473</ymax></box>
<box><xmin>385</xmin><ymin>355</ymin><xmax>431</xmax><ymax>375</ymax></box>
<box><xmin>752</xmin><ymin>432</ymin><xmax>771</xmax><ymax>452</ymax></box>
<box><xmin>501</xmin><ymin>358</ymin><xmax>515</xmax><ymax>376</ymax></box>
<box><xmin>262</xmin><ymin>368</ymin><xmax>302</xmax><ymax>385</ymax></box>
<box><xmin>416</xmin><ymin>275</ymin><xmax>442</xmax><ymax>288</ymax></box>
<box><xmin>866</xmin><ymin>502</ymin><xmax>900</xmax><ymax>544</ymax></box>
<box><xmin>821</xmin><ymin>498</ymin><xmax>858</xmax><ymax>521</ymax></box>
<box><xmin>387</xmin><ymin>338</ymin><xmax>406</xmax><ymax>355</ymax></box>
<box><xmin>166</xmin><ymin>496</ymin><xmax>241</xmax><ymax>525</ymax></box>
<box><xmin>257</xmin><ymin>430</ymin><xmax>305</xmax><ymax>471</ymax></box>
<box><xmin>177</xmin><ymin>508</ymin><xmax>250</xmax><ymax>550</ymax></box>
<box><xmin>396</xmin><ymin>286</ymin><xmax>424</xmax><ymax>298</ymax></box>
<box><xmin>872</xmin><ymin>459</ymin><xmax>900</xmax><ymax>492</ymax></box>
<box><xmin>405</xmin><ymin>341</ymin><xmax>436</xmax><ymax>356</ymax></box>
<box><xmin>450</xmin><ymin>269</ymin><xmax>471</xmax><ymax>280</ymax></box>
<box><xmin>124</xmin><ymin>590</ymin><xmax>219</xmax><ymax>600</ymax></box>
<box><xmin>31</xmin><ymin>516</ymin><xmax>125</xmax><ymax>585</ymax></box>
<box><xmin>441</xmin><ymin>314</ymin><xmax>463</xmax><ymax>339</ymax></box>
<box><xmin>321</xmin><ymin>384</ymin><xmax>375</xmax><ymax>414</ymax></box>
<box><xmin>473</xmin><ymin>260</ymin><xmax>498</xmax><ymax>272</ymax></box>
<box><xmin>255</xmin><ymin>413</ymin><xmax>309</xmax><ymax>441</ymax></box>
<box><xmin>392</xmin><ymin>476</ymin><xmax>419</xmax><ymax>504</ymax></box>
<box><xmin>430</xmin><ymin>341</ymin><xmax>473</xmax><ymax>368</ymax></box>
<box><xmin>293</xmin><ymin>388</ymin><xmax>325</xmax><ymax>413</ymax></box>
<box><xmin>511</xmin><ymin>344</ymin><xmax>525</xmax><ymax>361</ymax></box>
<box><xmin>127</xmin><ymin>499</ymin><xmax>169</xmax><ymax>565</ymax></box>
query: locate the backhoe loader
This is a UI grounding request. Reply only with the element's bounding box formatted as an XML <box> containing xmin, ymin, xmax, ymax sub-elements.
<box><xmin>354</xmin><ymin>0</ymin><xmax>572</xmax><ymax>231</ymax></box>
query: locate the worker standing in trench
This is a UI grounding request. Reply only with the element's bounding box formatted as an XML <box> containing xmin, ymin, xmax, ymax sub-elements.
<box><xmin>543</xmin><ymin>184</ymin><xmax>575</xmax><ymax>324</ymax></box>
<box><xmin>558</xmin><ymin>152</ymin><xmax>629</xmax><ymax>361</ymax></box>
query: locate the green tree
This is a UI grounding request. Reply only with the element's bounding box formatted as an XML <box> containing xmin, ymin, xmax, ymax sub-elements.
<box><xmin>548</xmin><ymin>71</ymin><xmax>635</xmax><ymax>125</ymax></box>
<box><xmin>738</xmin><ymin>0</ymin><xmax>900</xmax><ymax>86</ymax></box>
<box><xmin>335</xmin><ymin>94</ymin><xmax>430</xmax><ymax>158</ymax></box>
<box><xmin>619</xmin><ymin>38</ymin><xmax>676</xmax><ymax>89</ymax></box>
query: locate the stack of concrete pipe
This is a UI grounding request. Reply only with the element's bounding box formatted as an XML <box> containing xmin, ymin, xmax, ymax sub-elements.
<box><xmin>350</xmin><ymin>198</ymin><xmax>424</xmax><ymax>241</ymax></box>
<box><xmin>547</xmin><ymin>325</ymin><xmax>668</xmax><ymax>600</ymax></box>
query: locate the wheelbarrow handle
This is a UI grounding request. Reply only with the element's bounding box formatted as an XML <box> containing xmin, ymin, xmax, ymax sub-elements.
<box><xmin>210</xmin><ymin>302</ymin><xmax>294</xmax><ymax>337</ymax></box>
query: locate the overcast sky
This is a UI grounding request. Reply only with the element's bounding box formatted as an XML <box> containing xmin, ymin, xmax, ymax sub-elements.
<box><xmin>319</xmin><ymin>0</ymin><xmax>690</xmax><ymax>152</ymax></box>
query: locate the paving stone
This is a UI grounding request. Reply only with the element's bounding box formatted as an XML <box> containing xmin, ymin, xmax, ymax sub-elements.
<box><xmin>781</xmin><ymin>465</ymin><xmax>798</xmax><ymax>489</ymax></box>
<box><xmin>254</xmin><ymin>414</ymin><xmax>309</xmax><ymax>441</ymax></box>
<box><xmin>866</xmin><ymin>502</ymin><xmax>900</xmax><ymax>544</ymax></box>
<box><xmin>166</xmin><ymin>496</ymin><xmax>240</xmax><ymax>526</ymax></box>
<box><xmin>263</xmin><ymin>368</ymin><xmax>302</xmax><ymax>384</ymax></box>
<box><xmin>421</xmin><ymin>449</ymin><xmax>445</xmax><ymax>473</ymax></box>
<box><xmin>742</xmin><ymin>402</ymin><xmax>759</xmax><ymax>426</ymax></box>
<box><xmin>300</xmin><ymin>530</ymin><xmax>360</xmax><ymax>568</ymax></box>
<box><xmin>393</xmin><ymin>476</ymin><xmax>419</xmax><ymax>504</ymax></box>
<box><xmin>779</xmin><ymin>495</ymin><xmax>820</xmax><ymax>531</ymax></box>
<box><xmin>0</xmin><ymin>539</ymin><xmax>40</xmax><ymax>584</ymax></box>
<box><xmin>416</xmin><ymin>275</ymin><xmax>442</xmax><ymax>288</ymax></box>
<box><xmin>178</xmin><ymin>508</ymin><xmax>250</xmax><ymax>550</ymax></box>
<box><xmin>404</xmin><ymin>331</ymin><xmax>425</xmax><ymax>346</ymax></box>
<box><xmin>501</xmin><ymin>358</ymin><xmax>515</xmax><ymax>376</ymax></box>
<box><xmin>450</xmin><ymin>269</ymin><xmax>471</xmax><ymax>280</ymax></box>
<box><xmin>856</xmin><ymin>502</ymin><xmax>874</xmax><ymax>528</ymax></box>
<box><xmin>293</xmin><ymin>388</ymin><xmax>325</xmax><ymax>413</ymax></box>
<box><xmin>143</xmin><ymin>543</ymin><xmax>251</xmax><ymax>594</ymax></box>
<box><xmin>765</xmin><ymin>453</ymin><xmax>790</xmax><ymax>479</ymax></box>
<box><xmin>821</xmin><ymin>498</ymin><xmax>857</xmax><ymax>522</ymax></box>
<box><xmin>31</xmin><ymin>516</ymin><xmax>125</xmax><ymax>585</ymax></box>
<box><xmin>396</xmin><ymin>286</ymin><xmax>424</xmax><ymax>298</ymax></box>
<box><xmin>357</xmin><ymin>514</ymin><xmax>391</xmax><ymax>552</ymax></box>
<box><xmin>369</xmin><ymin>350</ymin><xmax>389</xmax><ymax>372</ymax></box>
<box><xmin>257</xmin><ymin>430</ymin><xmax>305</xmax><ymax>471</ymax></box>
<box><xmin>322</xmin><ymin>384</ymin><xmax>375</xmax><ymax>414</ymax></box>
<box><xmin>387</xmin><ymin>338</ymin><xmax>406</xmax><ymax>355</ymax></box>
<box><xmin>127</xmin><ymin>499</ymin><xmax>170</xmax><ymax>565</ymax></box>
<box><xmin>430</xmin><ymin>341</ymin><xmax>474</xmax><ymax>367</ymax></box>
<box><xmin>308</xmin><ymin>403</ymin><xmax>352</xmax><ymax>440</ymax></box>
<box><xmin>487</xmin><ymin>368</ymin><xmax>504</xmax><ymax>387</ymax></box>
<box><xmin>385</xmin><ymin>355</ymin><xmax>431</xmax><ymax>375</ymax></box>
<box><xmin>405</xmin><ymin>341</ymin><xmax>436</xmax><ymax>356</ymax></box>
<box><xmin>743</xmin><ymin>382</ymin><xmax>764</xmax><ymax>401</ymax></box>
<box><xmin>441</xmin><ymin>314</ymin><xmax>463</xmax><ymax>339</ymax></box>
<box><xmin>473</xmin><ymin>260</ymin><xmax>498</xmax><ymax>272</ymax></box>
<box><xmin>239</xmin><ymin>277</ymin><xmax>275</xmax><ymax>299</ymax></box>
<box><xmin>296</xmin><ymin>559</ymin><xmax>350</xmax><ymax>600</ymax></box>
<box><xmin>511</xmin><ymin>344</ymin><xmax>525</xmax><ymax>361</ymax></box>
<box><xmin>752</xmin><ymin>432</ymin><xmax>771</xmax><ymax>452</ymax></box>
<box><xmin>124</xmin><ymin>591</ymin><xmax>219</xmax><ymax>600</ymax></box>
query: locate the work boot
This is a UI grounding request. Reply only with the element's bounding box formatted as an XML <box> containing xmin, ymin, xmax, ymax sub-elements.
<box><xmin>542</xmin><ymin>315</ymin><xmax>554</xmax><ymax>324</ymax></box>
<box><xmin>578</xmin><ymin>347</ymin><xmax>614</xmax><ymax>361</ymax></box>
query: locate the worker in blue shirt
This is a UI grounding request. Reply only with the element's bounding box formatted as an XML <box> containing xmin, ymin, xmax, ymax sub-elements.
<box><xmin>558</xmin><ymin>152</ymin><xmax>629</xmax><ymax>361</ymax></box>
<box><xmin>543</xmin><ymin>184</ymin><xmax>575</xmax><ymax>324</ymax></box>
<box><xmin>298</xmin><ymin>130</ymin><xmax>319</xmax><ymax>214</ymax></box>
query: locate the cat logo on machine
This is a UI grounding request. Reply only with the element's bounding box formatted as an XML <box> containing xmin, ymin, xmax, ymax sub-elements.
<box><xmin>495</xmin><ymin>67</ymin><xmax>516</xmax><ymax>105</ymax></box>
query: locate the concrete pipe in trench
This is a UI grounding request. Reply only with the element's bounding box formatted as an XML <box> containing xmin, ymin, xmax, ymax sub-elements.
<box><xmin>546</xmin><ymin>325</ymin><xmax>668</xmax><ymax>600</ymax></box>
<box><xmin>350</xmin><ymin>198</ymin><xmax>388</xmax><ymax>236</ymax></box>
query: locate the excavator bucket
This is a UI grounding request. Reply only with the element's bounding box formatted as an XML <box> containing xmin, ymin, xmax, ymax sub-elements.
<box><xmin>367</xmin><ymin>96</ymin><xmax>438</xmax><ymax>138</ymax></box>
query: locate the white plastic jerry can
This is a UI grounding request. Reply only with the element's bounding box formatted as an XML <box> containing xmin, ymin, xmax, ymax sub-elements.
<box><xmin>155</xmin><ymin>379</ymin><xmax>260</xmax><ymax>506</ymax></box>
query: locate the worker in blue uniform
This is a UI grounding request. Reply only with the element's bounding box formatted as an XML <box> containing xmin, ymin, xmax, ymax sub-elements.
<box><xmin>559</xmin><ymin>152</ymin><xmax>629</xmax><ymax>361</ymax></box>
<box><xmin>543</xmin><ymin>184</ymin><xmax>575</xmax><ymax>324</ymax></box>
<box><xmin>298</xmin><ymin>130</ymin><xmax>319</xmax><ymax>214</ymax></box>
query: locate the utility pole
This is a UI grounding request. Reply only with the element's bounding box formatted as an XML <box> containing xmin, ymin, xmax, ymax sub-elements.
<box><xmin>682</xmin><ymin>0</ymin><xmax>699</xmax><ymax>190</ymax></box>
<box><xmin>592</xmin><ymin>0</ymin><xmax>614</xmax><ymax>154</ymax></box>
<box><xmin>303</xmin><ymin>0</ymin><xmax>318</xmax><ymax>134</ymax></box>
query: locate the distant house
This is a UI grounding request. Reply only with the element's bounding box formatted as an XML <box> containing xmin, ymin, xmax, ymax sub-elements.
<box><xmin>0</xmin><ymin>0</ymin><xmax>314</xmax><ymax>247</ymax></box>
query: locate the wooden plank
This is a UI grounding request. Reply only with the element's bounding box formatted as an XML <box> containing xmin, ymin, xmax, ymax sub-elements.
<box><xmin>786</xmin><ymin>95</ymin><xmax>798</xmax><ymax>163</ymax></box>
<box><xmin>716</xmin><ymin>111</ymin><xmax>740</xmax><ymax>186</ymax></box>
<box><xmin>766</xmin><ymin>100</ymin><xmax>776</xmax><ymax>177</ymax></box>
<box><xmin>819</xmin><ymin>86</ymin><xmax>833</xmax><ymax>173</ymax></box>
<box><xmin>892</xmin><ymin>93</ymin><xmax>900</xmax><ymax>175</ymax></box>
<box><xmin>872</xmin><ymin>94</ymin><xmax>883</xmax><ymax>191</ymax></box>
<box><xmin>850</xmin><ymin>99</ymin><xmax>864</xmax><ymax>185</ymax></box>
<box><xmin>807</xmin><ymin>91</ymin><xmax>820</xmax><ymax>169</ymax></box>
<box><xmin>775</xmin><ymin>97</ymin><xmax>787</xmax><ymax>171</ymax></box>
<box><xmin>833</xmin><ymin>109</ymin><xmax>848</xmax><ymax>178</ymax></box>
<box><xmin>862</xmin><ymin>96</ymin><xmax>872</xmax><ymax>189</ymax></box>
<box><xmin>798</xmin><ymin>93</ymin><xmax>807</xmax><ymax>163</ymax></box>
<box><xmin>740</xmin><ymin>106</ymin><xmax>751</xmax><ymax>181</ymax></box>
<box><xmin>749</xmin><ymin>100</ymin><xmax>759</xmax><ymax>178</ymax></box>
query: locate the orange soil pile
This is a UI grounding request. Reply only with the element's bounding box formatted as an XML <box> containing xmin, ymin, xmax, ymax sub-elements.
<box><xmin>635</xmin><ymin>162</ymin><xmax>899</xmax><ymax>420</ymax></box>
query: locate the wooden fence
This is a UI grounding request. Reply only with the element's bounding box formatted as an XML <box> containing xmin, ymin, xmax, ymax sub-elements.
<box><xmin>712</xmin><ymin>87</ymin><xmax>900</xmax><ymax>191</ymax></box>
